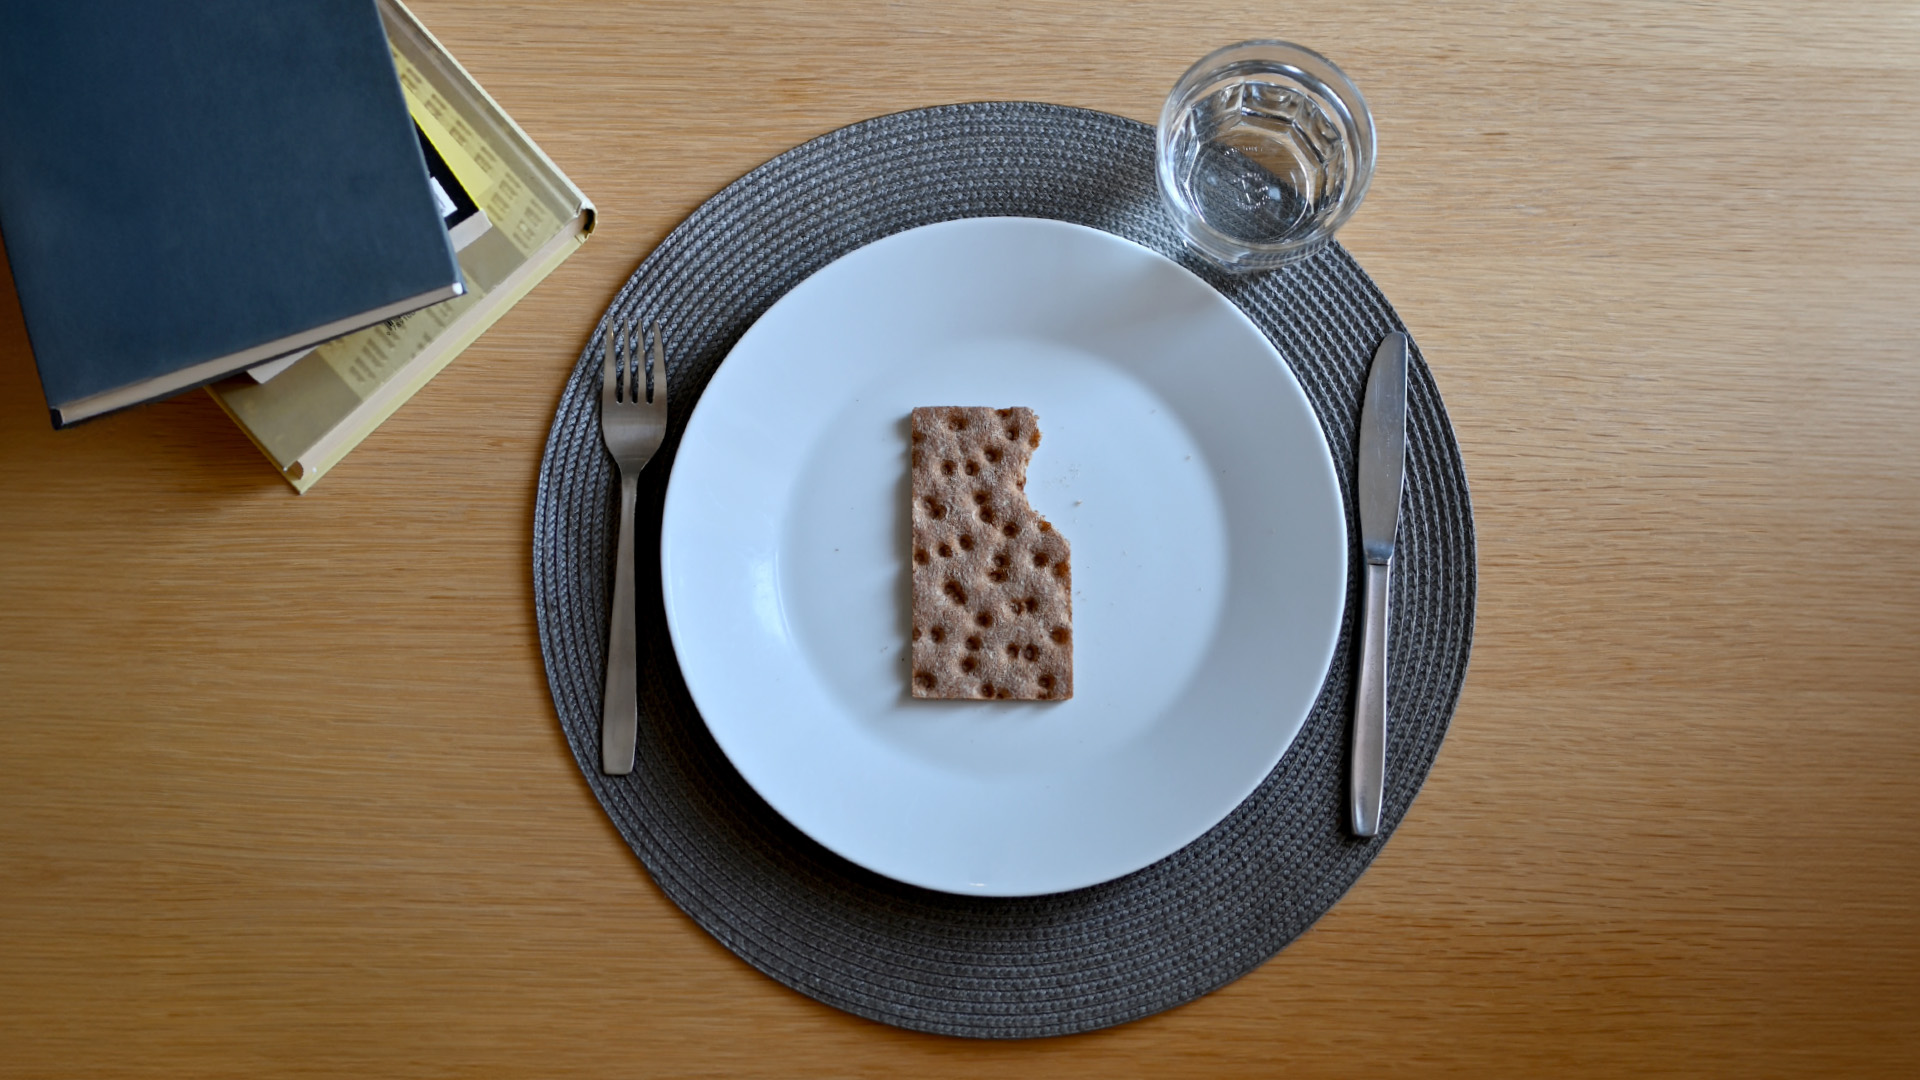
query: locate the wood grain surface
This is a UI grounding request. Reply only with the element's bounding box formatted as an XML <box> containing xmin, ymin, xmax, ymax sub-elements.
<box><xmin>3</xmin><ymin>1</ymin><xmax>1916</xmax><ymax>1075</ymax></box>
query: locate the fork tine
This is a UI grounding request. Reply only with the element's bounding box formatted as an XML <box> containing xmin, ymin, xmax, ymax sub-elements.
<box><xmin>621</xmin><ymin>317</ymin><xmax>636</xmax><ymax>404</ymax></box>
<box><xmin>600</xmin><ymin>324</ymin><xmax>615</xmax><ymax>405</ymax></box>
<box><xmin>649</xmin><ymin>321</ymin><xmax>667</xmax><ymax>408</ymax></box>
<box><xmin>628</xmin><ymin>317</ymin><xmax>642</xmax><ymax>404</ymax></box>
<box><xmin>636</xmin><ymin>320</ymin><xmax>649</xmax><ymax>404</ymax></box>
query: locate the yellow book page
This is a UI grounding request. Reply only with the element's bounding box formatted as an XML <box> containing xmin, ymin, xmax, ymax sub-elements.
<box><xmin>392</xmin><ymin>46</ymin><xmax>564</xmax><ymax>252</ymax></box>
<box><xmin>322</xmin><ymin>286</ymin><xmax>482</xmax><ymax>400</ymax></box>
<box><xmin>395</xmin><ymin>52</ymin><xmax>495</xmax><ymax>205</ymax></box>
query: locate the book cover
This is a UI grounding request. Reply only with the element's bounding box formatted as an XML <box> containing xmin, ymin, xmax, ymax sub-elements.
<box><xmin>0</xmin><ymin>0</ymin><xmax>463</xmax><ymax>426</ymax></box>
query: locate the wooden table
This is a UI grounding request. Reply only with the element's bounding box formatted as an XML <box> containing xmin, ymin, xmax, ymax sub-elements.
<box><xmin>4</xmin><ymin>2</ymin><xmax>1916</xmax><ymax>1075</ymax></box>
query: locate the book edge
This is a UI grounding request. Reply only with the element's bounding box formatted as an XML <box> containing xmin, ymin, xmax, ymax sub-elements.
<box><xmin>52</xmin><ymin>280</ymin><xmax>464</xmax><ymax>427</ymax></box>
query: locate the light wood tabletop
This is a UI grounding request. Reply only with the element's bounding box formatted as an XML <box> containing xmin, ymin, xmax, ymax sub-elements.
<box><xmin>3</xmin><ymin>1</ymin><xmax>1916</xmax><ymax>1075</ymax></box>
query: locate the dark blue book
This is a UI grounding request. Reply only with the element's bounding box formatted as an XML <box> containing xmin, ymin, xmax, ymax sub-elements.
<box><xmin>0</xmin><ymin>0</ymin><xmax>463</xmax><ymax>427</ymax></box>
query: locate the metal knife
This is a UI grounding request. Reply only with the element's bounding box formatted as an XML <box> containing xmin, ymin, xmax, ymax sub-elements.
<box><xmin>1352</xmin><ymin>331</ymin><xmax>1408</xmax><ymax>838</ymax></box>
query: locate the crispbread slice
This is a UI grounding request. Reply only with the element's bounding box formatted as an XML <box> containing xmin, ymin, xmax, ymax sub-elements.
<box><xmin>909</xmin><ymin>407</ymin><xmax>1072</xmax><ymax>700</ymax></box>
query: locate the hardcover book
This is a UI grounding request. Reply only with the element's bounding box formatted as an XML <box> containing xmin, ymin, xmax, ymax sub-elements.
<box><xmin>0</xmin><ymin>0</ymin><xmax>463</xmax><ymax>426</ymax></box>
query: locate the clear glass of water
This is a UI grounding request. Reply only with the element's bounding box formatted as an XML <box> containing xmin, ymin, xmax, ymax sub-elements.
<box><xmin>1157</xmin><ymin>41</ymin><xmax>1376</xmax><ymax>272</ymax></box>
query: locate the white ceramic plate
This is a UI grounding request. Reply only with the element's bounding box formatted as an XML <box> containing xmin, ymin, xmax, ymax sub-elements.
<box><xmin>661</xmin><ymin>217</ymin><xmax>1346</xmax><ymax>896</ymax></box>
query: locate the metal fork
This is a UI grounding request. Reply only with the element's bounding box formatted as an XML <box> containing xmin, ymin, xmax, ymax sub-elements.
<box><xmin>598</xmin><ymin>317</ymin><xmax>668</xmax><ymax>775</ymax></box>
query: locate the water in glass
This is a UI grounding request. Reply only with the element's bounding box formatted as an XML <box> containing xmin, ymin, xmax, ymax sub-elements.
<box><xmin>1167</xmin><ymin>81</ymin><xmax>1353</xmax><ymax>247</ymax></box>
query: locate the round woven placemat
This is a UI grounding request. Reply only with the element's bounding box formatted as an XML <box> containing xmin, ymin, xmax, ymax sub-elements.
<box><xmin>533</xmin><ymin>102</ymin><xmax>1474</xmax><ymax>1039</ymax></box>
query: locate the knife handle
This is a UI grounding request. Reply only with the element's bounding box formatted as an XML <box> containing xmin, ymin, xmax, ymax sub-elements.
<box><xmin>1350</xmin><ymin>559</ymin><xmax>1390</xmax><ymax>837</ymax></box>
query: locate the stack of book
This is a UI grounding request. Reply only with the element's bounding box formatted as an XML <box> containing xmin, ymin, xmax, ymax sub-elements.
<box><xmin>0</xmin><ymin>0</ymin><xmax>592</xmax><ymax>492</ymax></box>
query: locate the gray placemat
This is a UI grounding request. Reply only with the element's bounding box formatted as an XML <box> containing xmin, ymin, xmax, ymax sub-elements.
<box><xmin>533</xmin><ymin>102</ymin><xmax>1474</xmax><ymax>1039</ymax></box>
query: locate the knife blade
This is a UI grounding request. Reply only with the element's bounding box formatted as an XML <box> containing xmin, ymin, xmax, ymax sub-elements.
<box><xmin>1351</xmin><ymin>331</ymin><xmax>1408</xmax><ymax>837</ymax></box>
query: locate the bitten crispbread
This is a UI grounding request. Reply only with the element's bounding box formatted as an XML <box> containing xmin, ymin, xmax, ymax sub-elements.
<box><xmin>909</xmin><ymin>407</ymin><xmax>1072</xmax><ymax>700</ymax></box>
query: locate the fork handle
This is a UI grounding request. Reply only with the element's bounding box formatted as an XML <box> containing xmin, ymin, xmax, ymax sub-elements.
<box><xmin>601</xmin><ymin>471</ymin><xmax>640</xmax><ymax>775</ymax></box>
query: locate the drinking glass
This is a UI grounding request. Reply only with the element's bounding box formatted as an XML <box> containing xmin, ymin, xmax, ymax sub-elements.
<box><xmin>1157</xmin><ymin>41</ymin><xmax>1376</xmax><ymax>272</ymax></box>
